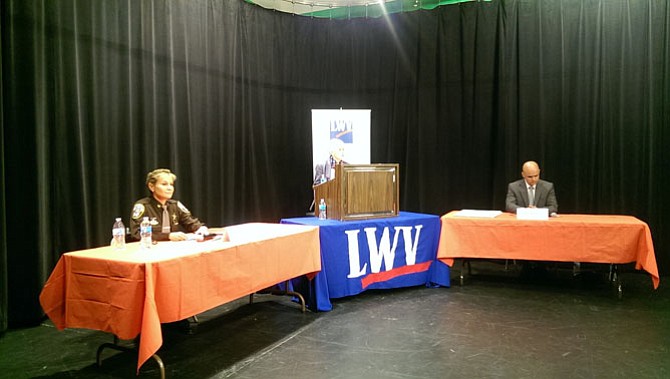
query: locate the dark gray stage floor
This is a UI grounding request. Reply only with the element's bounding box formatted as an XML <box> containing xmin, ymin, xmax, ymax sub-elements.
<box><xmin>1</xmin><ymin>260</ymin><xmax>668</xmax><ymax>379</ymax></box>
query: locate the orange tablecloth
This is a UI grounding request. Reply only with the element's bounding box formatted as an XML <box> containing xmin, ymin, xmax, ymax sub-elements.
<box><xmin>39</xmin><ymin>223</ymin><xmax>321</xmax><ymax>372</ymax></box>
<box><xmin>437</xmin><ymin>211</ymin><xmax>659</xmax><ymax>289</ymax></box>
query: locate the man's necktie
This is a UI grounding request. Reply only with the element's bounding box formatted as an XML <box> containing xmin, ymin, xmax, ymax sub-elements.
<box><xmin>529</xmin><ymin>186</ymin><xmax>535</xmax><ymax>206</ymax></box>
<box><xmin>161</xmin><ymin>206</ymin><xmax>170</xmax><ymax>234</ymax></box>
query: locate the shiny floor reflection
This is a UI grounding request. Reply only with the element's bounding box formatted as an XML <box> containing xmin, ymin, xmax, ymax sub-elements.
<box><xmin>1</xmin><ymin>260</ymin><xmax>668</xmax><ymax>378</ymax></box>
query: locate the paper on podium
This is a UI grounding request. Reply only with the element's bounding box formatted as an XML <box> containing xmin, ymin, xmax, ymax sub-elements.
<box><xmin>516</xmin><ymin>207</ymin><xmax>549</xmax><ymax>220</ymax></box>
<box><xmin>453</xmin><ymin>209</ymin><xmax>503</xmax><ymax>218</ymax></box>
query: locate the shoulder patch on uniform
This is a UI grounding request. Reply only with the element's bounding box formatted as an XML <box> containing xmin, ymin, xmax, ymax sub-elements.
<box><xmin>177</xmin><ymin>201</ymin><xmax>191</xmax><ymax>214</ymax></box>
<box><xmin>132</xmin><ymin>203</ymin><xmax>145</xmax><ymax>219</ymax></box>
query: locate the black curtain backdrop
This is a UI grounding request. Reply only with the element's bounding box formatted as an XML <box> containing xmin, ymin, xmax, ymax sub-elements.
<box><xmin>0</xmin><ymin>2</ymin><xmax>6</xmax><ymax>334</ymax></box>
<box><xmin>1</xmin><ymin>0</ymin><xmax>668</xmax><ymax>329</ymax></box>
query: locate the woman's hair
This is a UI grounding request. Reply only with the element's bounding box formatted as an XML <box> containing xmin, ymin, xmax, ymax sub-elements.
<box><xmin>146</xmin><ymin>168</ymin><xmax>177</xmax><ymax>187</ymax></box>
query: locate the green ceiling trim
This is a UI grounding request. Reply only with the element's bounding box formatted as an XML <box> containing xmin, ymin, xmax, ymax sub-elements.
<box><xmin>246</xmin><ymin>1</ymin><xmax>491</xmax><ymax>19</ymax></box>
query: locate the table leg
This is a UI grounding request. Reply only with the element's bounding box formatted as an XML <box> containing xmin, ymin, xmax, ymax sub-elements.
<box><xmin>270</xmin><ymin>280</ymin><xmax>307</xmax><ymax>313</ymax></box>
<box><xmin>609</xmin><ymin>264</ymin><xmax>623</xmax><ymax>299</ymax></box>
<box><xmin>572</xmin><ymin>262</ymin><xmax>581</xmax><ymax>276</ymax></box>
<box><xmin>96</xmin><ymin>336</ymin><xmax>165</xmax><ymax>379</ymax></box>
<box><xmin>249</xmin><ymin>280</ymin><xmax>307</xmax><ymax>312</ymax></box>
<box><xmin>459</xmin><ymin>259</ymin><xmax>471</xmax><ymax>286</ymax></box>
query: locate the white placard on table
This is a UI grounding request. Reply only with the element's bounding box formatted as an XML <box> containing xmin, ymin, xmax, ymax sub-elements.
<box><xmin>516</xmin><ymin>207</ymin><xmax>549</xmax><ymax>220</ymax></box>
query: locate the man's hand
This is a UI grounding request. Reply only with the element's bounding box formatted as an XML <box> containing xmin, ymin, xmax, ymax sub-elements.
<box><xmin>220</xmin><ymin>228</ymin><xmax>230</xmax><ymax>242</ymax></box>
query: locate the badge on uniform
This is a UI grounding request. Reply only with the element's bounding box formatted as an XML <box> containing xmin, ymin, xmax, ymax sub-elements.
<box><xmin>132</xmin><ymin>203</ymin><xmax>145</xmax><ymax>219</ymax></box>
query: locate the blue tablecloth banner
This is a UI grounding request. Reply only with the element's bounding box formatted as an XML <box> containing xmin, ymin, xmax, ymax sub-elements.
<box><xmin>281</xmin><ymin>211</ymin><xmax>450</xmax><ymax>311</ymax></box>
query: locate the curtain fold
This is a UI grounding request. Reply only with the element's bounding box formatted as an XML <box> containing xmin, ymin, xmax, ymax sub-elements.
<box><xmin>1</xmin><ymin>0</ymin><xmax>668</xmax><ymax>328</ymax></box>
<box><xmin>0</xmin><ymin>1</ymin><xmax>7</xmax><ymax>333</ymax></box>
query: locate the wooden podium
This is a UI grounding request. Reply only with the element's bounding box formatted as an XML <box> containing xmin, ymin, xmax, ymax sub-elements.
<box><xmin>313</xmin><ymin>164</ymin><xmax>399</xmax><ymax>221</ymax></box>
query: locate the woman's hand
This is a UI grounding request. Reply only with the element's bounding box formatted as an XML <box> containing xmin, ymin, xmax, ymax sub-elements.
<box><xmin>169</xmin><ymin>232</ymin><xmax>188</xmax><ymax>241</ymax></box>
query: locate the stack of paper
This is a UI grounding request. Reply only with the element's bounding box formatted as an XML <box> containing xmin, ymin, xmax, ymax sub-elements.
<box><xmin>453</xmin><ymin>210</ymin><xmax>503</xmax><ymax>218</ymax></box>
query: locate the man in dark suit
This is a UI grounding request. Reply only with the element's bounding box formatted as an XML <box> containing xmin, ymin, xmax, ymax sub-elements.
<box><xmin>313</xmin><ymin>138</ymin><xmax>347</xmax><ymax>184</ymax></box>
<box><xmin>506</xmin><ymin>161</ymin><xmax>565</xmax><ymax>278</ymax></box>
<box><xmin>505</xmin><ymin>161</ymin><xmax>558</xmax><ymax>215</ymax></box>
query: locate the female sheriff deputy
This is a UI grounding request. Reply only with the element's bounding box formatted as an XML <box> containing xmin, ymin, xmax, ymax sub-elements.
<box><xmin>130</xmin><ymin>168</ymin><xmax>208</xmax><ymax>242</ymax></box>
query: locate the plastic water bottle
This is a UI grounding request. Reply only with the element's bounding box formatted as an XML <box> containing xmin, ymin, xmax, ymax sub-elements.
<box><xmin>318</xmin><ymin>198</ymin><xmax>327</xmax><ymax>220</ymax></box>
<box><xmin>140</xmin><ymin>216</ymin><xmax>152</xmax><ymax>249</ymax></box>
<box><xmin>112</xmin><ymin>217</ymin><xmax>126</xmax><ymax>250</ymax></box>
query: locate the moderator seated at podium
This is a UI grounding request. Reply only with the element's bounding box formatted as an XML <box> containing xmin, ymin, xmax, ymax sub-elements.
<box><xmin>314</xmin><ymin>137</ymin><xmax>348</xmax><ymax>184</ymax></box>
